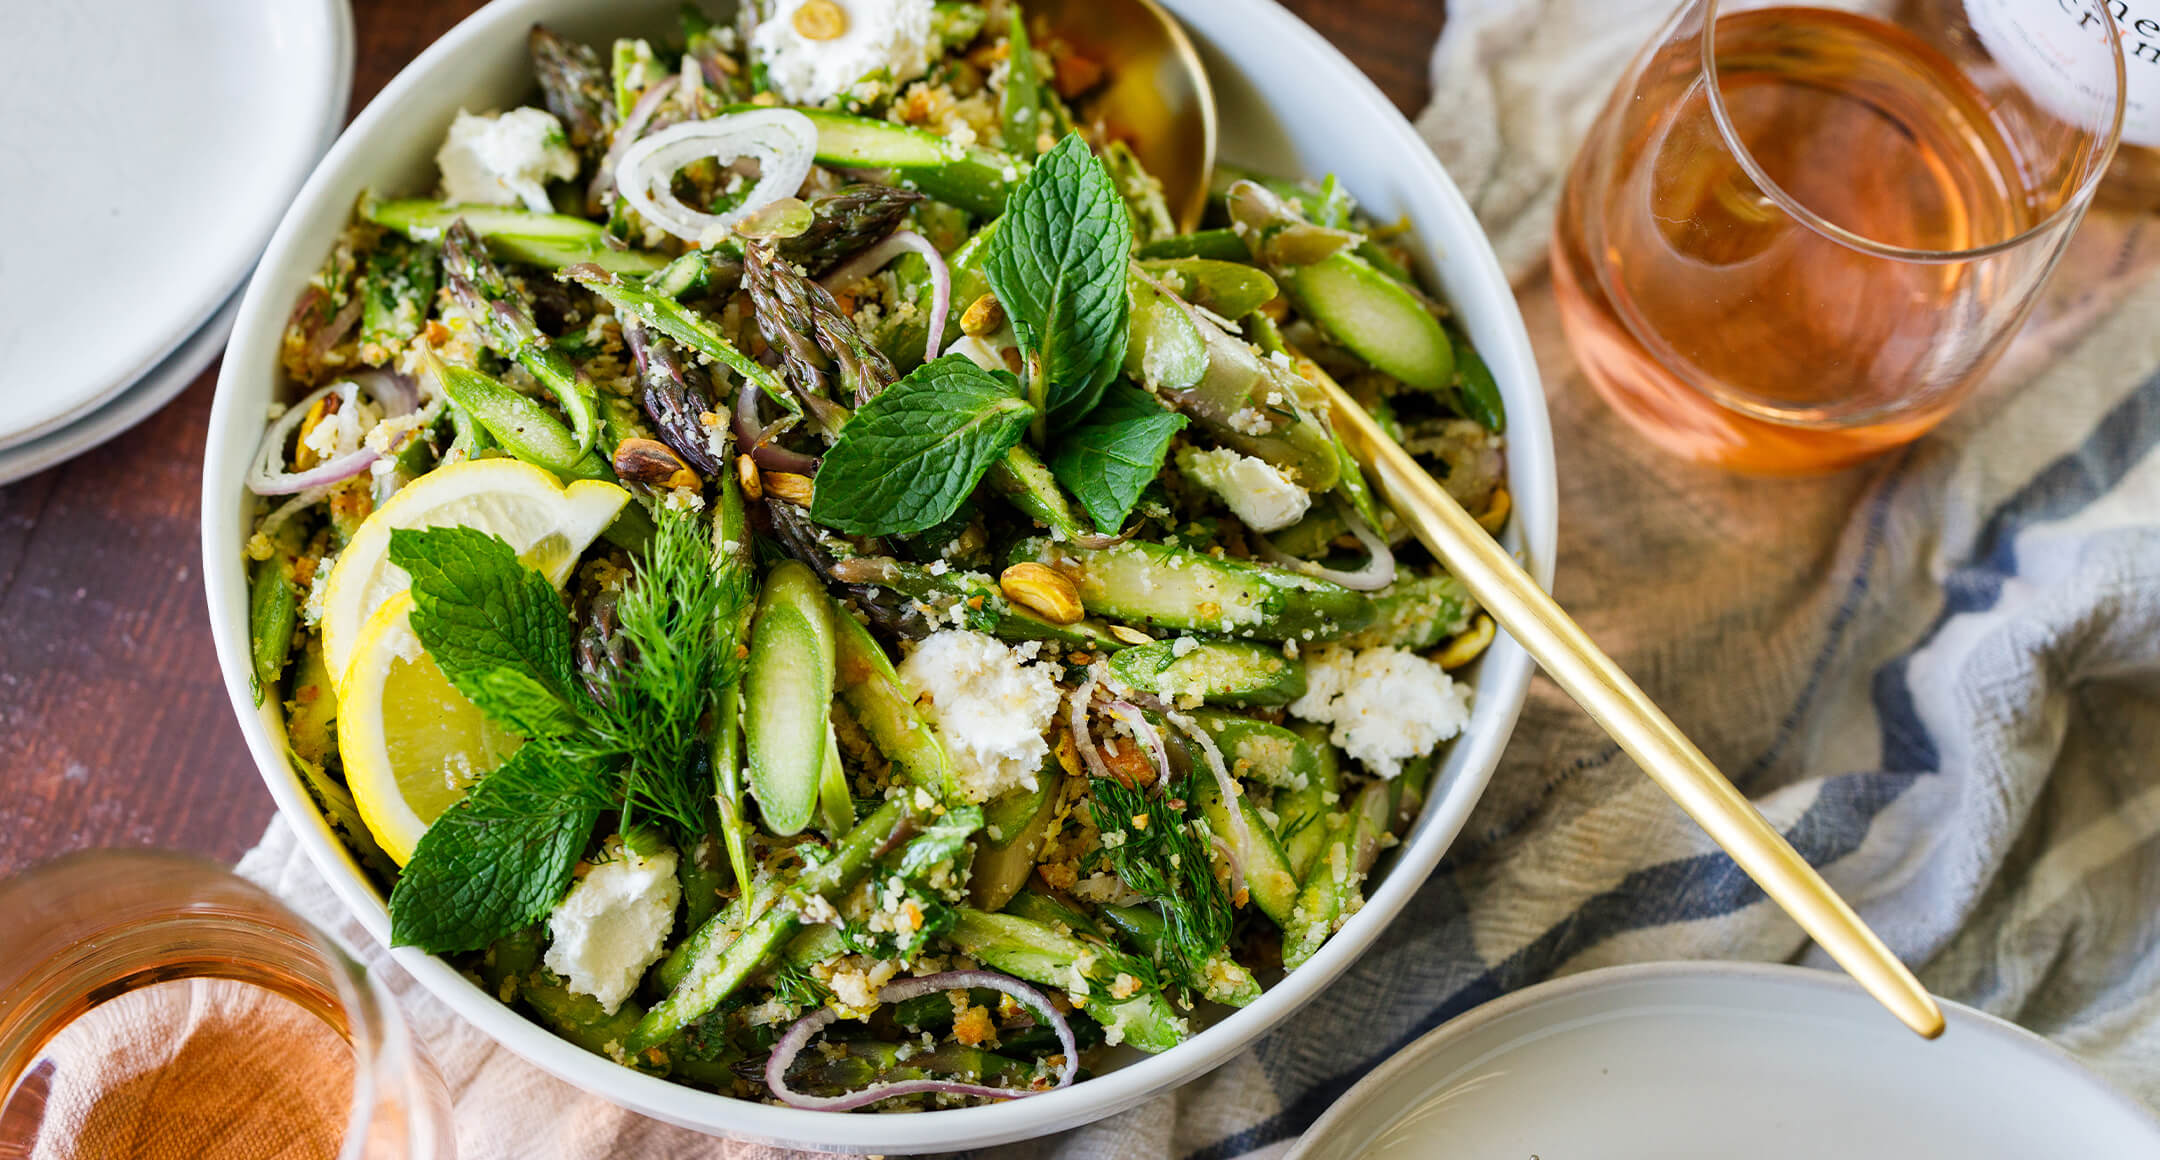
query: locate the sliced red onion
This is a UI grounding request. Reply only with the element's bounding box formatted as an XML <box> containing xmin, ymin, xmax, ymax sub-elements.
<box><xmin>733</xmin><ymin>377</ymin><xmax>821</xmax><ymax>474</ymax></box>
<box><xmin>1067</xmin><ymin>672</ymin><xmax>1118</xmax><ymax>786</ymax></box>
<box><xmin>346</xmin><ymin>369</ymin><xmax>418</xmax><ymax>417</ymax></box>
<box><xmin>1255</xmin><ymin>500</ymin><xmax>1397</xmax><ymax>591</ymax></box>
<box><xmin>765</xmin><ymin>970</ymin><xmax>1076</xmax><ymax>1111</ymax></box>
<box><xmin>1211</xmin><ymin>834</ymin><xmax>1248</xmax><ymax>903</ymax></box>
<box><xmin>246</xmin><ymin>382</ymin><xmax>380</xmax><ymax>495</ymax></box>
<box><xmin>1105</xmin><ymin>700</ymin><xmax>1173</xmax><ymax>792</ymax></box>
<box><xmin>1167</xmin><ymin>709</ymin><xmax>1260</xmax><ymax>861</ymax></box>
<box><xmin>590</xmin><ymin>75</ymin><xmax>681</xmax><ymax>210</ymax></box>
<box><xmin>304</xmin><ymin>296</ymin><xmax>364</xmax><ymax>364</ymax></box>
<box><xmin>617</xmin><ymin>109</ymin><xmax>816</xmax><ymax>246</ymax></box>
<box><xmin>820</xmin><ymin>230</ymin><xmax>952</xmax><ymax>363</ymax></box>
<box><xmin>256</xmin><ymin>486</ymin><xmax>333</xmax><ymax>536</ymax></box>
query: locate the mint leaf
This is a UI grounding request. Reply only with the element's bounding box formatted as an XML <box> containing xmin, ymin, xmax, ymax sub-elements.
<box><xmin>808</xmin><ymin>355</ymin><xmax>1035</xmax><ymax>536</ymax></box>
<box><xmin>387</xmin><ymin>745</ymin><xmax>607</xmax><ymax>954</ymax></box>
<box><xmin>1049</xmin><ymin>383</ymin><xmax>1187</xmax><ymax>530</ymax></box>
<box><xmin>388</xmin><ymin>526</ymin><xmax>585</xmax><ymax>739</ymax></box>
<box><xmin>984</xmin><ymin>134</ymin><xmax>1133</xmax><ymax>429</ymax></box>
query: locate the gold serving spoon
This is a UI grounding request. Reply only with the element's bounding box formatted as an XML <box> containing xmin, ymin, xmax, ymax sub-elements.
<box><xmin>1029</xmin><ymin>0</ymin><xmax>1216</xmax><ymax>232</ymax></box>
<box><xmin>1039</xmin><ymin>2</ymin><xmax>1945</xmax><ymax>1039</ymax></box>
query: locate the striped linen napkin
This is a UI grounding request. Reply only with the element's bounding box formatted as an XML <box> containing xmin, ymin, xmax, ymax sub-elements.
<box><xmin>234</xmin><ymin>1</ymin><xmax>2160</xmax><ymax>1155</ymax></box>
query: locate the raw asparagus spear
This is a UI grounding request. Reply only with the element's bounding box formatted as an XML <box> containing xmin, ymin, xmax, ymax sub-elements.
<box><xmin>442</xmin><ymin>220</ymin><xmax>602</xmax><ymax>458</ymax></box>
<box><xmin>364</xmin><ymin>197</ymin><xmax>664</xmax><ymax>273</ymax></box>
<box><xmin>742</xmin><ymin>560</ymin><xmax>838</xmax><ymax>837</ymax></box>
<box><xmin>529</xmin><ymin>25</ymin><xmax>613</xmax><ymax>157</ymax></box>
<box><xmin>1009</xmin><ymin>537</ymin><xmax>1373</xmax><ymax>642</ymax></box>
<box><xmin>1282</xmin><ymin>780</ymin><xmax>1391</xmax><ymax>969</ymax></box>
<box><xmin>356</xmin><ymin>236</ymin><xmax>437</xmax><ymax>366</ymax></box>
<box><xmin>744</xmin><ymin>240</ymin><xmax>896</xmax><ymax>416</ymax></box>
<box><xmin>943</xmin><ymin>909</ymin><xmax>1188</xmax><ymax>1053</ymax></box>
<box><xmin>630</xmin><ymin>798</ymin><xmax>914</xmax><ymax>1049</ymax></box>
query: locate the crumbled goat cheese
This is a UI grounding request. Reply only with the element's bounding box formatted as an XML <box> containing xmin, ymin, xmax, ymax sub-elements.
<box><xmin>750</xmin><ymin>0</ymin><xmax>936</xmax><ymax>106</ymax></box>
<box><xmin>896</xmin><ymin>630</ymin><xmax>1061</xmax><ymax>802</ymax></box>
<box><xmin>1176</xmin><ymin>446</ymin><xmax>1312</xmax><ymax>533</ymax></box>
<box><xmin>1288</xmin><ymin>645</ymin><xmax>1471</xmax><ymax>778</ymax></box>
<box><xmin>436</xmin><ymin>108</ymin><xmax>579</xmax><ymax>213</ymax></box>
<box><xmin>544</xmin><ymin>842</ymin><xmax>681</xmax><ymax>1014</ymax></box>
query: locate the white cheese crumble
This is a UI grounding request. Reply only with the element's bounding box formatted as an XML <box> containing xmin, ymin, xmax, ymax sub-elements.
<box><xmin>895</xmin><ymin>630</ymin><xmax>1060</xmax><ymax>802</ymax></box>
<box><xmin>749</xmin><ymin>0</ymin><xmax>937</xmax><ymax>106</ymax></box>
<box><xmin>1176</xmin><ymin>446</ymin><xmax>1312</xmax><ymax>532</ymax></box>
<box><xmin>544</xmin><ymin>842</ymin><xmax>681</xmax><ymax>1014</ymax></box>
<box><xmin>1288</xmin><ymin>645</ymin><xmax>1471</xmax><ymax>779</ymax></box>
<box><xmin>436</xmin><ymin>108</ymin><xmax>579</xmax><ymax>212</ymax></box>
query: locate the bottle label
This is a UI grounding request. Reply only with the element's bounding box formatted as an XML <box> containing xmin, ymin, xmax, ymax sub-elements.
<box><xmin>1969</xmin><ymin>0</ymin><xmax>2160</xmax><ymax>147</ymax></box>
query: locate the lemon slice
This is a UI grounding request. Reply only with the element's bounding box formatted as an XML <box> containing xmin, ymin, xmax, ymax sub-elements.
<box><xmin>339</xmin><ymin>591</ymin><xmax>524</xmax><ymax>865</ymax></box>
<box><xmin>320</xmin><ymin>458</ymin><xmax>627</xmax><ymax>682</ymax></box>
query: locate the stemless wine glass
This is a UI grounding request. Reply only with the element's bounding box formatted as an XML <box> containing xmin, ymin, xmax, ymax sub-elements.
<box><xmin>0</xmin><ymin>851</ymin><xmax>453</xmax><ymax>1160</ymax></box>
<box><xmin>1553</xmin><ymin>0</ymin><xmax>2127</xmax><ymax>473</ymax></box>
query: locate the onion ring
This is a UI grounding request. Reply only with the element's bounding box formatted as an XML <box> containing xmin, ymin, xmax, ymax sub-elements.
<box><xmin>616</xmin><ymin>109</ymin><xmax>817</xmax><ymax>245</ymax></box>
<box><xmin>765</xmin><ymin>970</ymin><xmax>1076</xmax><ymax>1111</ymax></box>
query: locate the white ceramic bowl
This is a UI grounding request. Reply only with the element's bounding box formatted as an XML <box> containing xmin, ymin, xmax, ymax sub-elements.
<box><xmin>202</xmin><ymin>0</ymin><xmax>1556</xmax><ymax>1150</ymax></box>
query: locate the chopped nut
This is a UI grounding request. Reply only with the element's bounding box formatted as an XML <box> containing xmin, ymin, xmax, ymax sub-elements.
<box><xmin>612</xmin><ymin>438</ymin><xmax>701</xmax><ymax>490</ymax></box>
<box><xmin>423</xmin><ymin>320</ymin><xmax>452</xmax><ymax>346</ymax></box>
<box><xmin>1435</xmin><ymin>614</ymin><xmax>1496</xmax><ymax>671</ymax></box>
<box><xmin>960</xmin><ymin>293</ymin><xmax>1006</xmax><ymax>336</ymax></box>
<box><xmin>791</xmin><ymin>0</ymin><xmax>848</xmax><ymax>40</ymax></box>
<box><xmin>1107</xmin><ymin>624</ymin><xmax>1154</xmax><ymax>646</ymax></box>
<box><xmin>1000</xmin><ymin>346</ymin><xmax>1025</xmax><ymax>375</ymax></box>
<box><xmin>1476</xmin><ymin>487</ymin><xmax>1512</xmax><ymax>536</ymax></box>
<box><xmin>736</xmin><ymin>454</ymin><xmax>763</xmax><ymax>501</ymax></box>
<box><xmin>763</xmin><ymin>471</ymin><xmax>815</xmax><ymax>505</ymax></box>
<box><xmin>1000</xmin><ymin>562</ymin><xmax>1084</xmax><ymax>625</ymax></box>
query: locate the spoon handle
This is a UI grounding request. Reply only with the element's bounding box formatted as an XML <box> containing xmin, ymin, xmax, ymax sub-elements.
<box><xmin>1311</xmin><ymin>368</ymin><xmax>1945</xmax><ymax>1040</ymax></box>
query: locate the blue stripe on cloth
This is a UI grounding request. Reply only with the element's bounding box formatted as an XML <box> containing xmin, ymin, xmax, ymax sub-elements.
<box><xmin>1184</xmin><ymin>367</ymin><xmax>2160</xmax><ymax>1160</ymax></box>
<box><xmin>1872</xmin><ymin>368</ymin><xmax>2160</xmax><ymax>773</ymax></box>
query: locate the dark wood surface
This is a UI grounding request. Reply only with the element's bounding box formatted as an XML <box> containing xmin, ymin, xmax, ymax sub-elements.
<box><xmin>0</xmin><ymin>0</ymin><xmax>1445</xmax><ymax>879</ymax></box>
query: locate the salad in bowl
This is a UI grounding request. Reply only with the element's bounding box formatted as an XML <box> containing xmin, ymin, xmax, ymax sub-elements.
<box><xmin>234</xmin><ymin>0</ymin><xmax>1514</xmax><ymax>1118</ymax></box>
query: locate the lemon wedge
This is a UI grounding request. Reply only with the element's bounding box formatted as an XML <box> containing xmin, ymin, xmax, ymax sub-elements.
<box><xmin>319</xmin><ymin>459</ymin><xmax>627</xmax><ymax>682</ymax></box>
<box><xmin>339</xmin><ymin>591</ymin><xmax>525</xmax><ymax>865</ymax></box>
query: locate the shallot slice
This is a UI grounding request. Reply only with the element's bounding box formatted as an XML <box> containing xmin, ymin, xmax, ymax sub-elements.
<box><xmin>765</xmin><ymin>970</ymin><xmax>1077</xmax><ymax>1111</ymax></box>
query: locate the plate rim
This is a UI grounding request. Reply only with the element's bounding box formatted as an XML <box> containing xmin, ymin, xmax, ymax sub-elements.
<box><xmin>1285</xmin><ymin>960</ymin><xmax>2160</xmax><ymax>1159</ymax></box>
<box><xmin>0</xmin><ymin>288</ymin><xmax>244</xmax><ymax>488</ymax></box>
<box><xmin>0</xmin><ymin>0</ymin><xmax>355</xmax><ymax>454</ymax></box>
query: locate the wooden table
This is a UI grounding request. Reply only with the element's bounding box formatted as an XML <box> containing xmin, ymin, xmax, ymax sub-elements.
<box><xmin>0</xmin><ymin>0</ymin><xmax>1446</xmax><ymax>878</ymax></box>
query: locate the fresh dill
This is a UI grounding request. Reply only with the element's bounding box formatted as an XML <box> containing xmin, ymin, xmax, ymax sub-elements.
<box><xmin>1086</xmin><ymin>752</ymin><xmax>1232</xmax><ymax>994</ymax></box>
<box><xmin>574</xmin><ymin>501</ymin><xmax>750</xmax><ymax>838</ymax></box>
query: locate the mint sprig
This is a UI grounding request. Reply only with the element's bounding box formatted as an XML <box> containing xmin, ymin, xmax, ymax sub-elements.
<box><xmin>387</xmin><ymin>745</ymin><xmax>607</xmax><ymax>954</ymax></box>
<box><xmin>381</xmin><ymin>507</ymin><xmax>750</xmax><ymax>954</ymax></box>
<box><xmin>984</xmin><ymin>134</ymin><xmax>1133</xmax><ymax>430</ymax></box>
<box><xmin>1048</xmin><ymin>382</ymin><xmax>1188</xmax><ymax>531</ymax></box>
<box><xmin>808</xmin><ymin>355</ymin><xmax>1035</xmax><ymax>536</ymax></box>
<box><xmin>389</xmin><ymin>526</ymin><xmax>586</xmax><ymax>740</ymax></box>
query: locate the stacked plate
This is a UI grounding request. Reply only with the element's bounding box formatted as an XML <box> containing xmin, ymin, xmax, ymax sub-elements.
<box><xmin>1288</xmin><ymin>963</ymin><xmax>2160</xmax><ymax>1159</ymax></box>
<box><xmin>0</xmin><ymin>0</ymin><xmax>353</xmax><ymax>484</ymax></box>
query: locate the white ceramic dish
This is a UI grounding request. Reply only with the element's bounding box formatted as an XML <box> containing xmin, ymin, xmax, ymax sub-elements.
<box><xmin>0</xmin><ymin>290</ymin><xmax>241</xmax><ymax>488</ymax></box>
<box><xmin>202</xmin><ymin>0</ymin><xmax>1556</xmax><ymax>1150</ymax></box>
<box><xmin>0</xmin><ymin>0</ymin><xmax>352</xmax><ymax>452</ymax></box>
<box><xmin>1287</xmin><ymin>962</ymin><xmax>2160</xmax><ymax>1160</ymax></box>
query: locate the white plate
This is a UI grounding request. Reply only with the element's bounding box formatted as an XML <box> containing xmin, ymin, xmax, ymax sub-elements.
<box><xmin>203</xmin><ymin>0</ymin><xmax>1557</xmax><ymax>1150</ymax></box>
<box><xmin>1288</xmin><ymin>962</ymin><xmax>2160</xmax><ymax>1160</ymax></box>
<box><xmin>0</xmin><ymin>0</ymin><xmax>353</xmax><ymax>452</ymax></box>
<box><xmin>0</xmin><ymin>289</ymin><xmax>243</xmax><ymax>488</ymax></box>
